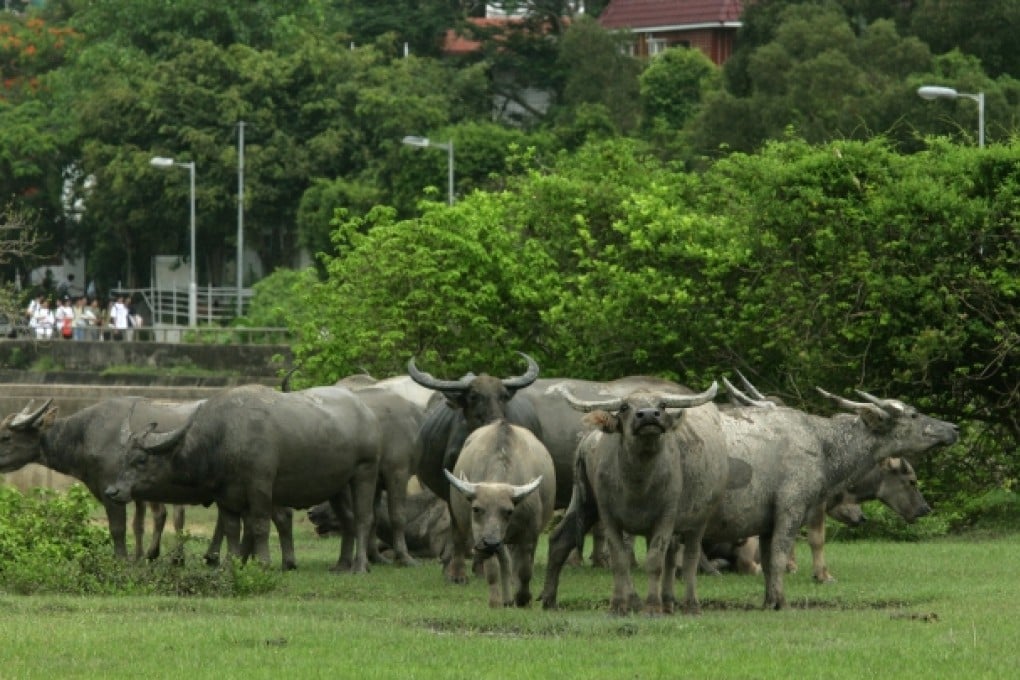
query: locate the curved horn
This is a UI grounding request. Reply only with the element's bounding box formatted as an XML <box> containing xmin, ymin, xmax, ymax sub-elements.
<box><xmin>511</xmin><ymin>476</ymin><xmax>543</xmax><ymax>502</ymax></box>
<box><xmin>734</xmin><ymin>368</ymin><xmax>769</xmax><ymax>402</ymax></box>
<box><xmin>555</xmin><ymin>383</ymin><xmax>623</xmax><ymax>413</ymax></box>
<box><xmin>407</xmin><ymin>357</ymin><xmax>472</xmax><ymax>392</ymax></box>
<box><xmin>854</xmin><ymin>390</ymin><xmax>905</xmax><ymax>416</ymax></box>
<box><xmin>280</xmin><ymin>366</ymin><xmax>299</xmax><ymax>393</ymax></box>
<box><xmin>9</xmin><ymin>399</ymin><xmax>54</xmax><ymax>431</ymax></box>
<box><xmin>723</xmin><ymin>377</ymin><xmax>775</xmax><ymax>409</ymax></box>
<box><xmin>140</xmin><ymin>422</ymin><xmax>189</xmax><ymax>454</ymax></box>
<box><xmin>816</xmin><ymin>387</ymin><xmax>888</xmax><ymax>421</ymax></box>
<box><xmin>660</xmin><ymin>381</ymin><xmax>719</xmax><ymax>408</ymax></box>
<box><xmin>444</xmin><ymin>468</ymin><xmax>478</xmax><ymax>500</ymax></box>
<box><xmin>501</xmin><ymin>352</ymin><xmax>540</xmax><ymax>390</ymax></box>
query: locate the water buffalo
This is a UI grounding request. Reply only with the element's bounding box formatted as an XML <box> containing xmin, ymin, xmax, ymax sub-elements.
<box><xmin>703</xmin><ymin>387</ymin><xmax>957</xmax><ymax>610</ymax></box>
<box><xmin>409</xmin><ymin>352</ymin><xmax>541</xmax><ymax>581</ymax></box>
<box><xmin>539</xmin><ymin>381</ymin><xmax>728</xmax><ymax>615</ymax></box>
<box><xmin>443</xmin><ymin>419</ymin><xmax>555</xmax><ymax>608</ymax></box>
<box><xmin>0</xmin><ymin>397</ymin><xmax>203</xmax><ymax>561</ymax></box>
<box><xmin>704</xmin><ymin>457</ymin><xmax>930</xmax><ymax>576</ymax></box>
<box><xmin>105</xmin><ymin>384</ymin><xmax>381</xmax><ymax>571</ymax></box>
<box><xmin>725</xmin><ymin>375</ymin><xmax>934</xmax><ymax>583</ymax></box>
<box><xmin>793</xmin><ymin>456</ymin><xmax>931</xmax><ymax>582</ymax></box>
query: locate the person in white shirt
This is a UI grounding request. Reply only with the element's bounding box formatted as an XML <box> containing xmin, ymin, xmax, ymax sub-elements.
<box><xmin>32</xmin><ymin>299</ymin><xmax>55</xmax><ymax>339</ymax></box>
<box><xmin>80</xmin><ymin>298</ymin><xmax>98</xmax><ymax>340</ymax></box>
<box><xmin>111</xmin><ymin>296</ymin><xmax>130</xmax><ymax>340</ymax></box>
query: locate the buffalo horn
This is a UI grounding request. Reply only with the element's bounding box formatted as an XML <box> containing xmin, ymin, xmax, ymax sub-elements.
<box><xmin>660</xmin><ymin>381</ymin><xmax>719</xmax><ymax>408</ymax></box>
<box><xmin>854</xmin><ymin>390</ymin><xmax>906</xmax><ymax>416</ymax></box>
<box><xmin>511</xmin><ymin>476</ymin><xmax>543</xmax><ymax>501</ymax></box>
<box><xmin>141</xmin><ymin>422</ymin><xmax>189</xmax><ymax>454</ymax></box>
<box><xmin>723</xmin><ymin>377</ymin><xmax>775</xmax><ymax>409</ymax></box>
<box><xmin>444</xmin><ymin>469</ymin><xmax>478</xmax><ymax>500</ymax></box>
<box><xmin>500</xmin><ymin>352</ymin><xmax>540</xmax><ymax>390</ymax></box>
<box><xmin>734</xmin><ymin>368</ymin><xmax>769</xmax><ymax>402</ymax></box>
<box><xmin>555</xmin><ymin>384</ymin><xmax>624</xmax><ymax>413</ymax></box>
<box><xmin>9</xmin><ymin>399</ymin><xmax>54</xmax><ymax>431</ymax></box>
<box><xmin>407</xmin><ymin>357</ymin><xmax>473</xmax><ymax>392</ymax></box>
<box><xmin>816</xmin><ymin>387</ymin><xmax>889</xmax><ymax>421</ymax></box>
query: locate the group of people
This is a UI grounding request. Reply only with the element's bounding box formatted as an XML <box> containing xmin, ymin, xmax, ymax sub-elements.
<box><xmin>25</xmin><ymin>294</ymin><xmax>141</xmax><ymax>341</ymax></box>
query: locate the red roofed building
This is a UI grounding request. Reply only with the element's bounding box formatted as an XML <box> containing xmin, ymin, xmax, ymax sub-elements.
<box><xmin>599</xmin><ymin>0</ymin><xmax>745</xmax><ymax>64</ymax></box>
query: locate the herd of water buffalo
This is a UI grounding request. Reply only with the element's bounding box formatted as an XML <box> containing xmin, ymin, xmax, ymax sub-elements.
<box><xmin>0</xmin><ymin>353</ymin><xmax>959</xmax><ymax>613</ymax></box>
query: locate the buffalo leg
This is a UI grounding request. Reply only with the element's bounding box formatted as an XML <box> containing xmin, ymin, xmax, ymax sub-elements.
<box><xmin>805</xmin><ymin>504</ymin><xmax>834</xmax><ymax>582</ymax></box>
<box><xmin>384</xmin><ymin>470</ymin><xmax>417</xmax><ymax>567</ymax></box>
<box><xmin>642</xmin><ymin>525</ymin><xmax>673</xmax><ymax>616</ymax></box>
<box><xmin>603</xmin><ymin>519</ymin><xmax>639</xmax><ymax>615</ymax></box>
<box><xmin>445</xmin><ymin>507</ymin><xmax>471</xmax><ymax>584</ymax></box>
<box><xmin>104</xmin><ymin>499</ymin><xmax>130</xmax><ymax>560</ymax></box>
<box><xmin>146</xmin><ymin>502</ymin><xmax>168</xmax><ymax>560</ymax></box>
<box><xmin>678</xmin><ymin>530</ymin><xmax>706</xmax><ymax>615</ymax></box>
<box><xmin>271</xmin><ymin>507</ymin><xmax>297</xmax><ymax>571</ymax></box>
<box><xmin>131</xmin><ymin>500</ymin><xmax>146</xmax><ymax>560</ymax></box>
<box><xmin>511</xmin><ymin>542</ymin><xmax>536</xmax><ymax>608</ymax></box>
<box><xmin>540</xmin><ymin>507</ymin><xmax>597</xmax><ymax>609</ymax></box>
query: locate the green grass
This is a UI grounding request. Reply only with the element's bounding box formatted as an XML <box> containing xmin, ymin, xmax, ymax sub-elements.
<box><xmin>1</xmin><ymin>506</ymin><xmax>1017</xmax><ymax>679</ymax></box>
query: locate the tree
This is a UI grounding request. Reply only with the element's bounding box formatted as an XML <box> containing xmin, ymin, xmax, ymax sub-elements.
<box><xmin>911</xmin><ymin>0</ymin><xmax>1020</xmax><ymax>79</ymax></box>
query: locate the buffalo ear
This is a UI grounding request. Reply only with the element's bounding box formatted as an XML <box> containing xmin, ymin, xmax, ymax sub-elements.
<box><xmin>582</xmin><ymin>410</ymin><xmax>618</xmax><ymax>434</ymax></box>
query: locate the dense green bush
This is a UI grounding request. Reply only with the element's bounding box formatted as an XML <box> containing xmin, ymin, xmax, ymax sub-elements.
<box><xmin>0</xmin><ymin>484</ymin><xmax>279</xmax><ymax>596</ymax></box>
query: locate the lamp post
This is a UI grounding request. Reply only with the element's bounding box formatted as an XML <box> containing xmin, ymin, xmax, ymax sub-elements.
<box><xmin>917</xmin><ymin>85</ymin><xmax>985</xmax><ymax>148</ymax></box>
<box><xmin>402</xmin><ymin>135</ymin><xmax>454</xmax><ymax>205</ymax></box>
<box><xmin>150</xmin><ymin>156</ymin><xmax>197</xmax><ymax>328</ymax></box>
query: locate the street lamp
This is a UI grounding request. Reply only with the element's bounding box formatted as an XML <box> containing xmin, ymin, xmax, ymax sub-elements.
<box><xmin>917</xmin><ymin>85</ymin><xmax>985</xmax><ymax>148</ymax></box>
<box><xmin>150</xmin><ymin>156</ymin><xmax>197</xmax><ymax>327</ymax></box>
<box><xmin>402</xmin><ymin>135</ymin><xmax>454</xmax><ymax>205</ymax></box>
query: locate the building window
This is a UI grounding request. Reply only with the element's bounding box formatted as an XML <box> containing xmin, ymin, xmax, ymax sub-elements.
<box><xmin>647</xmin><ymin>37</ymin><xmax>668</xmax><ymax>56</ymax></box>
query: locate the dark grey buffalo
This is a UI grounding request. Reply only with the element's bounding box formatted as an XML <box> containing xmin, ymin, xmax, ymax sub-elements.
<box><xmin>408</xmin><ymin>352</ymin><xmax>541</xmax><ymax>581</ymax></box>
<box><xmin>540</xmin><ymin>382</ymin><xmax>728</xmax><ymax>616</ymax></box>
<box><xmin>444</xmin><ymin>419</ymin><xmax>555</xmax><ymax>608</ymax></box>
<box><xmin>105</xmin><ymin>384</ymin><xmax>381</xmax><ymax>571</ymax></box>
<box><xmin>330</xmin><ymin>382</ymin><xmax>427</xmax><ymax>567</ymax></box>
<box><xmin>0</xmin><ymin>397</ymin><xmax>204</xmax><ymax>561</ymax></box>
<box><xmin>704</xmin><ymin>387</ymin><xmax>957</xmax><ymax>610</ymax></box>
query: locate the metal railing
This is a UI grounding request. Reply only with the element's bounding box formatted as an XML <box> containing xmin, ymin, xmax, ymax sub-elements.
<box><xmin>106</xmin><ymin>285</ymin><xmax>293</xmax><ymax>344</ymax></box>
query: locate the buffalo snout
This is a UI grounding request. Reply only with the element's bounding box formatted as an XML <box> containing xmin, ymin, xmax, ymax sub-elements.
<box><xmin>104</xmin><ymin>485</ymin><xmax>130</xmax><ymax>504</ymax></box>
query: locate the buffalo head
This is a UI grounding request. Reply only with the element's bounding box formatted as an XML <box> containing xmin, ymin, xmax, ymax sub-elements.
<box><xmin>444</xmin><ymin>469</ymin><xmax>542</xmax><ymax>555</ymax></box>
<box><xmin>0</xmin><ymin>399</ymin><xmax>58</xmax><ymax>473</ymax></box>
<box><xmin>408</xmin><ymin>352</ymin><xmax>540</xmax><ymax>430</ymax></box>
<box><xmin>556</xmin><ymin>382</ymin><xmax>718</xmax><ymax>440</ymax></box>
<box><xmin>875</xmin><ymin>457</ymin><xmax>931</xmax><ymax>523</ymax></box>
<box><xmin>816</xmin><ymin>388</ymin><xmax>959</xmax><ymax>454</ymax></box>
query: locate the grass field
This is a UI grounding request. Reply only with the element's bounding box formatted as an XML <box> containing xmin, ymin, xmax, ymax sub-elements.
<box><xmin>1</xmin><ymin>505</ymin><xmax>1017</xmax><ymax>679</ymax></box>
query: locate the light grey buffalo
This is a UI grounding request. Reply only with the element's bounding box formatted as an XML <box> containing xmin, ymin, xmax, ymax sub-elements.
<box><xmin>540</xmin><ymin>381</ymin><xmax>728</xmax><ymax>616</ymax></box>
<box><xmin>793</xmin><ymin>456</ymin><xmax>931</xmax><ymax>582</ymax></box>
<box><xmin>0</xmin><ymin>397</ymin><xmax>203</xmax><ymax>561</ymax></box>
<box><xmin>724</xmin><ymin>375</ymin><xmax>934</xmax><ymax>583</ymax></box>
<box><xmin>105</xmin><ymin>384</ymin><xmax>381</xmax><ymax>571</ymax></box>
<box><xmin>443</xmin><ymin>419</ymin><xmax>555</xmax><ymax>608</ymax></box>
<box><xmin>704</xmin><ymin>457</ymin><xmax>931</xmax><ymax>576</ymax></box>
<box><xmin>704</xmin><ymin>387</ymin><xmax>957</xmax><ymax>610</ymax></box>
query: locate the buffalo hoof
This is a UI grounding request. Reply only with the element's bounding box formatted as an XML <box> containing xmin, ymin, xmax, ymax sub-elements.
<box><xmin>515</xmin><ymin>591</ymin><xmax>533</xmax><ymax>608</ymax></box>
<box><xmin>540</xmin><ymin>595</ymin><xmax>558</xmax><ymax>610</ymax></box>
<box><xmin>203</xmin><ymin>552</ymin><xmax>221</xmax><ymax>567</ymax></box>
<box><xmin>395</xmin><ymin>554</ymin><xmax>419</xmax><ymax>568</ymax></box>
<box><xmin>369</xmin><ymin>552</ymin><xmax>392</xmax><ymax>566</ymax></box>
<box><xmin>282</xmin><ymin>560</ymin><xmax>298</xmax><ymax>571</ymax></box>
<box><xmin>813</xmin><ymin>570</ymin><xmax>836</xmax><ymax>584</ymax></box>
<box><xmin>681</xmin><ymin>601</ymin><xmax>702</xmax><ymax>616</ymax></box>
<box><xmin>146</xmin><ymin>547</ymin><xmax>161</xmax><ymax>561</ymax></box>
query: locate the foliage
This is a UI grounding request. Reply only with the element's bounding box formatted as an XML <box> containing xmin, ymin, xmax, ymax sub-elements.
<box><xmin>292</xmin><ymin>135</ymin><xmax>1016</xmax><ymax>500</ymax></box>
<box><xmin>0</xmin><ymin>484</ymin><xmax>279</xmax><ymax>596</ymax></box>
<box><xmin>827</xmin><ymin>504</ymin><xmax>956</xmax><ymax>543</ymax></box>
